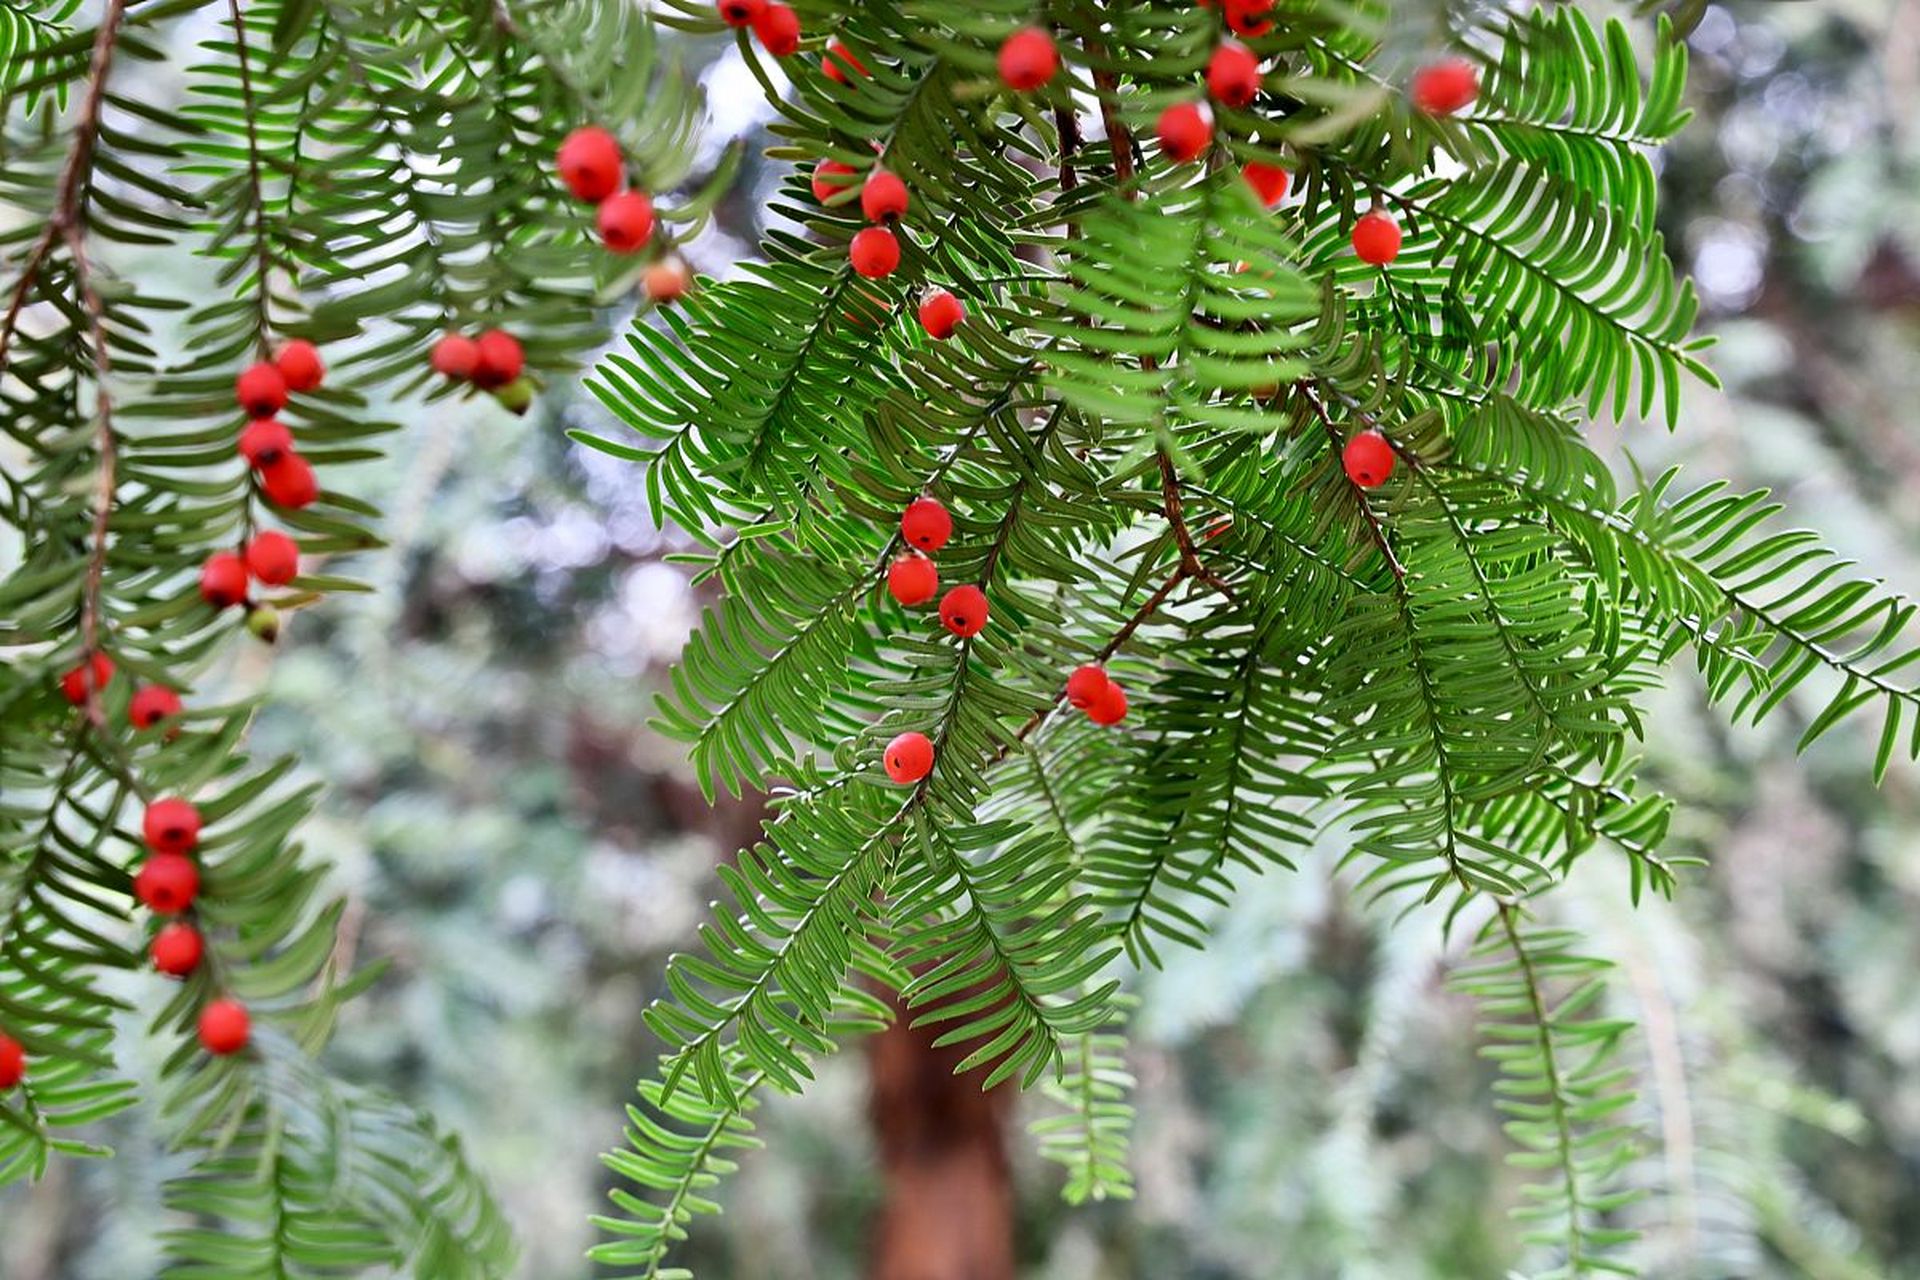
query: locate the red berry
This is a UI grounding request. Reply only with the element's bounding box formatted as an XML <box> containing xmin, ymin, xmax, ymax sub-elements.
<box><xmin>823</xmin><ymin>40</ymin><xmax>867</xmax><ymax>84</ymax></box>
<box><xmin>1207</xmin><ymin>41</ymin><xmax>1261</xmax><ymax>108</ymax></box>
<box><xmin>237</xmin><ymin>418</ymin><xmax>293</xmax><ymax>469</ymax></box>
<box><xmin>273</xmin><ymin>339</ymin><xmax>324</xmax><ymax>393</ymax></box>
<box><xmin>1087</xmin><ymin>680</ymin><xmax>1129</xmax><ymax>726</ymax></box>
<box><xmin>259</xmin><ymin>452</ymin><xmax>319</xmax><ymax>509</ymax></box>
<box><xmin>1411</xmin><ymin>57</ymin><xmax>1478</xmax><ymax>116</ymax></box>
<box><xmin>1243</xmin><ymin>161</ymin><xmax>1290</xmax><ymax>207</ymax></box>
<box><xmin>861</xmin><ymin>169</ymin><xmax>909</xmax><ymax>223</ymax></box>
<box><xmin>143</xmin><ymin>797</ymin><xmax>203</xmax><ymax>856</ymax></box>
<box><xmin>1225</xmin><ymin>0</ymin><xmax>1274</xmax><ymax>37</ymax></box>
<box><xmin>235</xmin><ymin>362</ymin><xmax>288</xmax><ymax>418</ymax></box>
<box><xmin>917</xmin><ymin>288</ymin><xmax>965</xmax><ymax>340</ymax></box>
<box><xmin>901</xmin><ymin>496</ymin><xmax>952</xmax><ymax>551</ymax></box>
<box><xmin>998</xmin><ymin>26</ymin><xmax>1058</xmax><ymax>91</ymax></box>
<box><xmin>850</xmin><ymin>226</ymin><xmax>901</xmax><ymax>279</ymax></box>
<box><xmin>472</xmin><ymin>330</ymin><xmax>524</xmax><ymax>390</ymax></box>
<box><xmin>557</xmin><ymin>126</ymin><xmax>624</xmax><ymax>204</ymax></box>
<box><xmin>645</xmin><ymin>259</ymin><xmax>692</xmax><ymax>303</ymax></box>
<box><xmin>431</xmin><ymin>333</ymin><xmax>480</xmax><ymax>380</ymax></box>
<box><xmin>199</xmin><ymin>552</ymin><xmax>249</xmax><ymax>609</ymax></box>
<box><xmin>812</xmin><ymin>158</ymin><xmax>857</xmax><ymax>204</ymax></box>
<box><xmin>134</xmin><ymin>852</ymin><xmax>200</xmax><ymax>916</ymax></box>
<box><xmin>1351</xmin><ymin>210</ymin><xmax>1402</xmax><ymax>265</ymax></box>
<box><xmin>938</xmin><ymin>584</ymin><xmax>988</xmax><ymax>638</ymax></box>
<box><xmin>0</xmin><ymin>1033</ymin><xmax>23</xmax><ymax>1090</ymax></box>
<box><xmin>245</xmin><ymin>531</ymin><xmax>299</xmax><ymax>586</ymax></box>
<box><xmin>1157</xmin><ymin>102</ymin><xmax>1213</xmax><ymax>164</ymax></box>
<box><xmin>129</xmin><ymin>684</ymin><xmax>183</xmax><ymax>730</ymax></box>
<box><xmin>598</xmin><ymin>191</ymin><xmax>656</xmax><ymax>254</ymax></box>
<box><xmin>1065</xmin><ymin>664</ymin><xmax>1111</xmax><ymax>710</ymax></box>
<box><xmin>152</xmin><ymin>922</ymin><xmax>205</xmax><ymax>977</ymax></box>
<box><xmin>717</xmin><ymin>0</ymin><xmax>763</xmax><ymax>27</ymax></box>
<box><xmin>1342</xmin><ymin>430</ymin><xmax>1395</xmax><ymax>488</ymax></box>
<box><xmin>752</xmin><ymin>1</ymin><xmax>800</xmax><ymax>54</ymax></box>
<box><xmin>59</xmin><ymin>652</ymin><xmax>115</xmax><ymax>705</ymax></box>
<box><xmin>198</xmin><ymin>999</ymin><xmax>251</xmax><ymax>1056</ymax></box>
<box><xmin>887</xmin><ymin>553</ymin><xmax>939</xmax><ymax>606</ymax></box>
<box><xmin>883</xmin><ymin>731</ymin><xmax>934</xmax><ymax>784</ymax></box>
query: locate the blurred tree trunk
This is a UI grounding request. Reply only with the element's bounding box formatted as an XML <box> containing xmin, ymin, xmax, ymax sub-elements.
<box><xmin>865</xmin><ymin>990</ymin><xmax>1017</xmax><ymax>1280</ymax></box>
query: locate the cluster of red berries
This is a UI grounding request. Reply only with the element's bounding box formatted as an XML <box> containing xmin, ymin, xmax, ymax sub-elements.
<box><xmin>133</xmin><ymin>797</ymin><xmax>252</xmax><ymax>1055</ymax></box>
<box><xmin>235</xmin><ymin>341</ymin><xmax>324</xmax><ymax>511</ymax></box>
<box><xmin>717</xmin><ymin>0</ymin><xmax>801</xmax><ymax>57</ymax></box>
<box><xmin>879</xmin><ymin>496</ymin><xmax>993</xmax><ymax>785</ymax></box>
<box><xmin>1066</xmin><ymin>663</ymin><xmax>1129</xmax><ymax>726</ymax></box>
<box><xmin>58</xmin><ymin>653</ymin><xmax>188</xmax><ymax>733</ymax></box>
<box><xmin>557</xmin><ymin>125</ymin><xmax>657</xmax><ymax>255</ymax></box>
<box><xmin>429</xmin><ymin>329</ymin><xmax>528</xmax><ymax>409</ymax></box>
<box><xmin>887</xmin><ymin>496</ymin><xmax>989</xmax><ymax>637</ymax></box>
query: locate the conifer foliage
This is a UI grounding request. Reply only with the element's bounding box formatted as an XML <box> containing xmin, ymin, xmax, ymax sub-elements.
<box><xmin>6</xmin><ymin>0</ymin><xmax>1919</xmax><ymax>1277</ymax></box>
<box><xmin>1</xmin><ymin>0</ymin><xmax>707</xmax><ymax>1272</ymax></box>
<box><xmin>584</xmin><ymin>3</ymin><xmax>1919</xmax><ymax>1278</ymax></box>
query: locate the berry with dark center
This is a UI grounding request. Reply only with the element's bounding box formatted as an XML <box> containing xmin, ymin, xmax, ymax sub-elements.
<box><xmin>717</xmin><ymin>0</ymin><xmax>763</xmax><ymax>27</ymax></box>
<box><xmin>199</xmin><ymin>552</ymin><xmax>249</xmax><ymax>609</ymax></box>
<box><xmin>812</xmin><ymin>158</ymin><xmax>857</xmax><ymax>204</ymax></box>
<box><xmin>1343</xmin><ymin>430</ymin><xmax>1395</xmax><ymax>488</ymax></box>
<box><xmin>861</xmin><ymin>169</ymin><xmax>909</xmax><ymax>223</ymax></box>
<box><xmin>883</xmin><ymin>731</ymin><xmax>934</xmax><ymax>784</ymax></box>
<box><xmin>0</xmin><ymin>1033</ymin><xmax>22</xmax><ymax>1090</ymax></box>
<box><xmin>900</xmin><ymin>496</ymin><xmax>952</xmax><ymax>551</ymax></box>
<box><xmin>1087</xmin><ymin>680</ymin><xmax>1129</xmax><ymax>725</ymax></box>
<box><xmin>274</xmin><ymin>339</ymin><xmax>324</xmax><ymax>393</ymax></box>
<box><xmin>645</xmin><ymin>259</ymin><xmax>692</xmax><ymax>304</ymax></box>
<box><xmin>431</xmin><ymin>333</ymin><xmax>480</xmax><ymax>380</ymax></box>
<box><xmin>823</xmin><ymin>40</ymin><xmax>867</xmax><ymax>84</ymax></box>
<box><xmin>938</xmin><ymin>584</ymin><xmax>988</xmax><ymax>638</ymax></box>
<box><xmin>1411</xmin><ymin>57</ymin><xmax>1478</xmax><ymax>116</ymax></box>
<box><xmin>134</xmin><ymin>852</ymin><xmax>200</xmax><ymax>916</ymax></box>
<box><xmin>918</xmin><ymin>288</ymin><xmax>964</xmax><ymax>340</ymax></box>
<box><xmin>198</xmin><ymin>999</ymin><xmax>251</xmax><ymax>1056</ymax></box>
<box><xmin>1207</xmin><ymin>41</ymin><xmax>1260</xmax><ymax>108</ymax></box>
<box><xmin>59</xmin><ymin>652</ymin><xmax>115</xmax><ymax>706</ymax></box>
<box><xmin>1065</xmin><ymin>664</ymin><xmax>1111</xmax><ymax>710</ymax></box>
<box><xmin>1243</xmin><ymin>160</ymin><xmax>1290</xmax><ymax>207</ymax></box>
<box><xmin>129</xmin><ymin>684</ymin><xmax>183</xmax><ymax>730</ymax></box>
<box><xmin>238</xmin><ymin>418</ymin><xmax>293</xmax><ymax>469</ymax></box>
<box><xmin>598</xmin><ymin>191</ymin><xmax>656</xmax><ymax>254</ymax></box>
<box><xmin>472</xmin><ymin>330</ymin><xmax>524</xmax><ymax>390</ymax></box>
<box><xmin>1224</xmin><ymin>0</ymin><xmax>1274</xmax><ymax>37</ymax></box>
<box><xmin>557</xmin><ymin>126</ymin><xmax>624</xmax><ymax>203</ymax></box>
<box><xmin>752</xmin><ymin>2</ymin><xmax>800</xmax><ymax>55</ymax></box>
<box><xmin>245</xmin><ymin>603</ymin><xmax>281</xmax><ymax>644</ymax></box>
<box><xmin>245</xmin><ymin>531</ymin><xmax>299</xmax><ymax>586</ymax></box>
<box><xmin>235</xmin><ymin>362</ymin><xmax>288</xmax><ymax>418</ymax></box>
<box><xmin>143</xmin><ymin>797</ymin><xmax>203</xmax><ymax>856</ymax></box>
<box><xmin>850</xmin><ymin>226</ymin><xmax>901</xmax><ymax>278</ymax></box>
<box><xmin>998</xmin><ymin>26</ymin><xmax>1058</xmax><ymax>91</ymax></box>
<box><xmin>492</xmin><ymin>378</ymin><xmax>535</xmax><ymax>416</ymax></box>
<box><xmin>1157</xmin><ymin>101</ymin><xmax>1213</xmax><ymax>164</ymax></box>
<box><xmin>887</xmin><ymin>552</ymin><xmax>939</xmax><ymax>606</ymax></box>
<box><xmin>152</xmin><ymin>922</ymin><xmax>205</xmax><ymax>978</ymax></box>
<box><xmin>260</xmin><ymin>452</ymin><xmax>319</xmax><ymax>509</ymax></box>
<box><xmin>1351</xmin><ymin>209</ymin><xmax>1402</xmax><ymax>265</ymax></box>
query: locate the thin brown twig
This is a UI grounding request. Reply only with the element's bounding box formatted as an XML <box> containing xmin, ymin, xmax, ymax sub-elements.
<box><xmin>0</xmin><ymin>0</ymin><xmax>130</xmax><ymax>378</ymax></box>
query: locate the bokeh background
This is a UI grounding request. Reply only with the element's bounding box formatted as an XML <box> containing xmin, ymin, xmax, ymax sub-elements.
<box><xmin>6</xmin><ymin>0</ymin><xmax>1920</xmax><ymax>1275</ymax></box>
